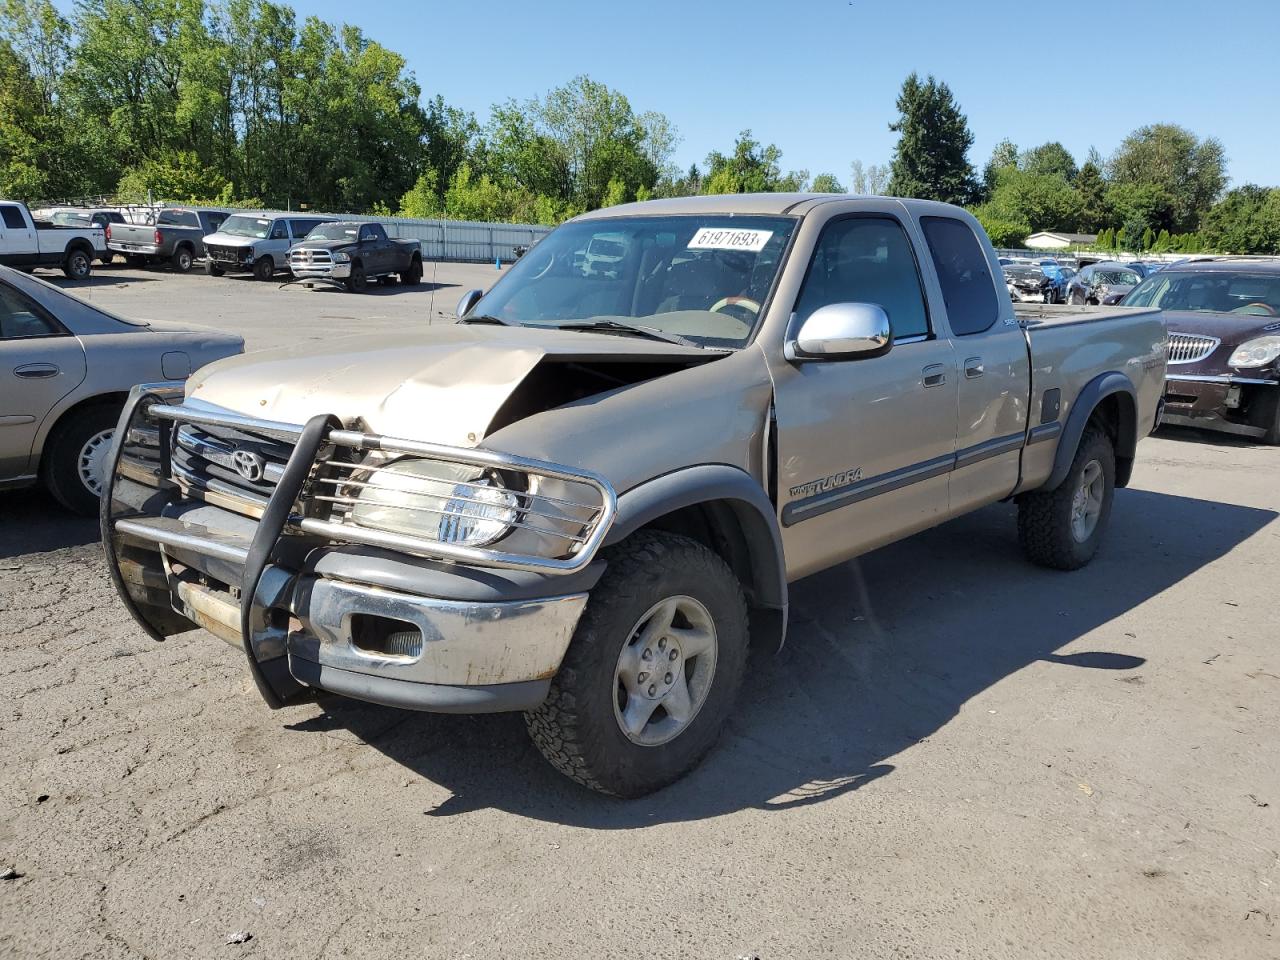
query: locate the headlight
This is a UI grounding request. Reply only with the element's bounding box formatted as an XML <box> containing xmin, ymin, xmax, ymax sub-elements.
<box><xmin>350</xmin><ymin>458</ymin><xmax>518</xmax><ymax>546</ymax></box>
<box><xmin>1228</xmin><ymin>336</ymin><xmax>1280</xmax><ymax>368</ymax></box>
<box><xmin>333</xmin><ymin>251</ymin><xmax>350</xmax><ymax>263</ymax></box>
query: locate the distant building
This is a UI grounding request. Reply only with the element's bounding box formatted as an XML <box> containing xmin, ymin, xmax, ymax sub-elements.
<box><xmin>1024</xmin><ymin>231</ymin><xmax>1098</xmax><ymax>250</ymax></box>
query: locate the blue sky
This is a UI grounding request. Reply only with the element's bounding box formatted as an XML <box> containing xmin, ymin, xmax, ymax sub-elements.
<box><xmin>65</xmin><ymin>0</ymin><xmax>1280</xmax><ymax>187</ymax></box>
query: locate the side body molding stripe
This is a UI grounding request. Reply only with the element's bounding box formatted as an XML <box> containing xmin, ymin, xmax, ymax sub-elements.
<box><xmin>781</xmin><ymin>428</ymin><xmax>1045</xmax><ymax>528</ymax></box>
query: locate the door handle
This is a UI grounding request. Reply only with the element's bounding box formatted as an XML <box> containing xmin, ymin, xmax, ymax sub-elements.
<box><xmin>14</xmin><ymin>363</ymin><xmax>59</xmax><ymax>379</ymax></box>
<box><xmin>964</xmin><ymin>357</ymin><xmax>984</xmax><ymax>379</ymax></box>
<box><xmin>922</xmin><ymin>364</ymin><xmax>947</xmax><ymax>388</ymax></box>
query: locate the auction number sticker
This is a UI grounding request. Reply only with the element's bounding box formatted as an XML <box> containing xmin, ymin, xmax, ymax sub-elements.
<box><xmin>688</xmin><ymin>227</ymin><xmax>773</xmax><ymax>253</ymax></box>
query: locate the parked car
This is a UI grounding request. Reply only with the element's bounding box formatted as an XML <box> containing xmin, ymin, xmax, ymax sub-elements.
<box><xmin>1004</xmin><ymin>262</ymin><xmax>1048</xmax><ymax>302</ymax></box>
<box><xmin>1122</xmin><ymin>257</ymin><xmax>1280</xmax><ymax>443</ymax></box>
<box><xmin>0</xmin><ymin>265</ymin><xmax>242</xmax><ymax>514</ymax></box>
<box><xmin>286</xmin><ymin>221</ymin><xmax>423</xmax><ymax>292</ymax></box>
<box><xmin>203</xmin><ymin>212</ymin><xmax>334</xmax><ymax>280</ymax></box>
<box><xmin>0</xmin><ymin>200</ymin><xmax>105</xmax><ymax>280</ymax></box>
<box><xmin>32</xmin><ymin>207</ymin><xmax>129</xmax><ymax>264</ymax></box>
<box><xmin>1065</xmin><ymin>262</ymin><xmax>1142</xmax><ymax>305</ymax></box>
<box><xmin>107</xmin><ymin>207</ymin><xmax>230</xmax><ymax>273</ymax></box>
<box><xmin>102</xmin><ymin>194</ymin><xmax>1165</xmax><ymax>797</ymax></box>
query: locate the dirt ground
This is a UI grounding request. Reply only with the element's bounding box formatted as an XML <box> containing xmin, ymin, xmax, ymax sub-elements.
<box><xmin>2</xmin><ymin>266</ymin><xmax>1279</xmax><ymax>958</ymax></box>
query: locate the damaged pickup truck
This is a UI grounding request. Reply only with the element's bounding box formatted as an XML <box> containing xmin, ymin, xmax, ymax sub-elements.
<box><xmin>102</xmin><ymin>195</ymin><xmax>1167</xmax><ymax>797</ymax></box>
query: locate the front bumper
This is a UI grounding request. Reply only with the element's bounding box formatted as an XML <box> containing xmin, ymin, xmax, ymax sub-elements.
<box><xmin>102</xmin><ymin>386</ymin><xmax>613</xmax><ymax>713</ymax></box>
<box><xmin>289</xmin><ymin>263</ymin><xmax>352</xmax><ymax>280</ymax></box>
<box><xmin>1163</xmin><ymin>373</ymin><xmax>1279</xmax><ymax>438</ymax></box>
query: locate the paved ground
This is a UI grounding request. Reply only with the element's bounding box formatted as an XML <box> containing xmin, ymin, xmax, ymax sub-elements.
<box><xmin>63</xmin><ymin>259</ymin><xmax>509</xmax><ymax>351</ymax></box>
<box><xmin>2</xmin><ymin>267</ymin><xmax>1279</xmax><ymax>958</ymax></box>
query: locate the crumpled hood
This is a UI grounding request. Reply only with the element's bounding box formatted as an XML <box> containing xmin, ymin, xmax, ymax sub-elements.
<box><xmin>185</xmin><ymin>323</ymin><xmax>712</xmax><ymax>447</ymax></box>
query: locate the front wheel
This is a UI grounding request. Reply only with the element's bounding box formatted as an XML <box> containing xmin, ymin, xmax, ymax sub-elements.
<box><xmin>62</xmin><ymin>248</ymin><xmax>92</xmax><ymax>281</ymax></box>
<box><xmin>525</xmin><ymin>531</ymin><xmax>749</xmax><ymax>797</ymax></box>
<box><xmin>41</xmin><ymin>403</ymin><xmax>121</xmax><ymax>516</ymax></box>
<box><xmin>206</xmin><ymin>260</ymin><xmax>224</xmax><ymax>277</ymax></box>
<box><xmin>1018</xmin><ymin>426</ymin><xmax>1116</xmax><ymax>570</ymax></box>
<box><xmin>252</xmin><ymin>256</ymin><xmax>274</xmax><ymax>281</ymax></box>
<box><xmin>344</xmin><ymin>264</ymin><xmax>368</xmax><ymax>293</ymax></box>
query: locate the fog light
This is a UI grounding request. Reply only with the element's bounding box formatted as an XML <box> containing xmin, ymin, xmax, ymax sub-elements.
<box><xmin>350</xmin><ymin>614</ymin><xmax>423</xmax><ymax>659</ymax></box>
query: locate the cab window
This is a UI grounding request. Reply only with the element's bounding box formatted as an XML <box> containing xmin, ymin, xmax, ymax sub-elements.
<box><xmin>1</xmin><ymin>206</ymin><xmax>27</xmax><ymax>230</ymax></box>
<box><xmin>793</xmin><ymin>216</ymin><xmax>931</xmax><ymax>341</ymax></box>
<box><xmin>269</xmin><ymin>220</ymin><xmax>289</xmax><ymax>241</ymax></box>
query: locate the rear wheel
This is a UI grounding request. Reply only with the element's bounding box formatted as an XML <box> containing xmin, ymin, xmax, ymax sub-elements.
<box><xmin>525</xmin><ymin>532</ymin><xmax>749</xmax><ymax>797</ymax></box>
<box><xmin>99</xmin><ymin>252</ymin><xmax>116</xmax><ymax>265</ymax></box>
<box><xmin>252</xmin><ymin>256</ymin><xmax>274</xmax><ymax>281</ymax></box>
<box><xmin>344</xmin><ymin>263</ymin><xmax>368</xmax><ymax>293</ymax></box>
<box><xmin>1018</xmin><ymin>426</ymin><xmax>1116</xmax><ymax>570</ymax></box>
<box><xmin>171</xmin><ymin>246</ymin><xmax>193</xmax><ymax>273</ymax></box>
<box><xmin>206</xmin><ymin>260</ymin><xmax>224</xmax><ymax>277</ymax></box>
<box><xmin>401</xmin><ymin>258</ymin><xmax>423</xmax><ymax>285</ymax></box>
<box><xmin>125</xmin><ymin>254</ymin><xmax>147</xmax><ymax>268</ymax></box>
<box><xmin>62</xmin><ymin>247</ymin><xmax>92</xmax><ymax>281</ymax></box>
<box><xmin>42</xmin><ymin>403</ymin><xmax>121</xmax><ymax>516</ymax></box>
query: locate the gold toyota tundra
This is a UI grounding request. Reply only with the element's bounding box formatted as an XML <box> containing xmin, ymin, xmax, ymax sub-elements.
<box><xmin>102</xmin><ymin>195</ymin><xmax>1167</xmax><ymax>796</ymax></box>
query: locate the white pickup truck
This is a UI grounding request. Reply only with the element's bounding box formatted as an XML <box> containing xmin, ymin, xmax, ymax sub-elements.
<box><xmin>102</xmin><ymin>194</ymin><xmax>1167</xmax><ymax>797</ymax></box>
<box><xmin>0</xmin><ymin>200</ymin><xmax>105</xmax><ymax>280</ymax></box>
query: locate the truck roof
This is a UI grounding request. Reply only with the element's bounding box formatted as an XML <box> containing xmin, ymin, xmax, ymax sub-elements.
<box><xmin>573</xmin><ymin>192</ymin><xmax>967</xmax><ymax>221</ymax></box>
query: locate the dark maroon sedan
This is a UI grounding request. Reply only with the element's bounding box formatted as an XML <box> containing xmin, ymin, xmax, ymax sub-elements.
<box><xmin>1123</xmin><ymin>258</ymin><xmax>1280</xmax><ymax>443</ymax></box>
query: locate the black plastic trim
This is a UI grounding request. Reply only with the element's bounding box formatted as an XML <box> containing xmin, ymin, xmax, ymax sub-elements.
<box><xmin>1045</xmin><ymin>371</ymin><xmax>1138</xmax><ymax>491</ymax></box>
<box><xmin>782</xmin><ymin>452</ymin><xmax>954</xmax><ymax>527</ymax></box>
<box><xmin>1027</xmin><ymin>421</ymin><xmax>1063</xmax><ymax>445</ymax></box>
<box><xmin>953</xmin><ymin>431</ymin><xmax>1025</xmax><ymax>469</ymax></box>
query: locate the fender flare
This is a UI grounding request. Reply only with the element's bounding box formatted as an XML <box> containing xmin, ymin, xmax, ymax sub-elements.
<box><xmin>1045</xmin><ymin>371</ymin><xmax>1138</xmax><ymax>491</ymax></box>
<box><xmin>604</xmin><ymin>464</ymin><xmax>788</xmax><ymax>648</ymax></box>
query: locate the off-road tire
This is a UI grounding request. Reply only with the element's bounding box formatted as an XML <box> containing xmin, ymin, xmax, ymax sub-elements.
<box><xmin>345</xmin><ymin>264</ymin><xmax>368</xmax><ymax>293</ymax></box>
<box><xmin>99</xmin><ymin>252</ymin><xmax>115</xmax><ymax>265</ymax></box>
<box><xmin>1018</xmin><ymin>426</ymin><xmax>1116</xmax><ymax>570</ymax></box>
<box><xmin>401</xmin><ymin>258</ymin><xmax>423</xmax><ymax>285</ymax></box>
<box><xmin>171</xmin><ymin>246</ymin><xmax>193</xmax><ymax>273</ymax></box>
<box><xmin>206</xmin><ymin>260</ymin><xmax>224</xmax><ymax>277</ymax></box>
<box><xmin>252</xmin><ymin>256</ymin><xmax>274</xmax><ymax>281</ymax></box>
<box><xmin>525</xmin><ymin>531</ymin><xmax>749</xmax><ymax>797</ymax></box>
<box><xmin>62</xmin><ymin>247</ymin><xmax>92</xmax><ymax>281</ymax></box>
<box><xmin>126</xmin><ymin>254</ymin><xmax>147</xmax><ymax>268</ymax></box>
<box><xmin>42</xmin><ymin>403</ymin><xmax>121</xmax><ymax>516</ymax></box>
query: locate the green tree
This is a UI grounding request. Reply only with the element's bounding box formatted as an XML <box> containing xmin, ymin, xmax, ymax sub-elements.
<box><xmin>1153</xmin><ymin>228</ymin><xmax>1171</xmax><ymax>252</ymax></box>
<box><xmin>1020</xmin><ymin>141</ymin><xmax>1077</xmax><ymax>181</ymax></box>
<box><xmin>810</xmin><ymin>172</ymin><xmax>845</xmax><ymax>193</ymax></box>
<box><xmin>849</xmin><ymin>159</ymin><xmax>888</xmax><ymax>195</ymax></box>
<box><xmin>1073</xmin><ymin>160</ymin><xmax>1108</xmax><ymax>232</ymax></box>
<box><xmin>981</xmin><ymin>138</ymin><xmax>1018</xmax><ymax>198</ymax></box>
<box><xmin>970</xmin><ymin>203</ymin><xmax>1029</xmax><ymax>247</ymax></box>
<box><xmin>1107</xmin><ymin>123</ymin><xmax>1226</xmax><ymax>232</ymax></box>
<box><xmin>1141</xmin><ymin>226</ymin><xmax>1154</xmax><ymax>251</ymax></box>
<box><xmin>1105</xmin><ymin>181</ymin><xmax>1176</xmax><ymax>235</ymax></box>
<box><xmin>1199</xmin><ymin>185</ymin><xmax>1280</xmax><ymax>254</ymax></box>
<box><xmin>703</xmin><ymin>130</ymin><xmax>794</xmax><ymax>193</ymax></box>
<box><xmin>886</xmin><ymin>72</ymin><xmax>978</xmax><ymax>204</ymax></box>
<box><xmin>980</xmin><ymin>166</ymin><xmax>1082</xmax><ymax>233</ymax></box>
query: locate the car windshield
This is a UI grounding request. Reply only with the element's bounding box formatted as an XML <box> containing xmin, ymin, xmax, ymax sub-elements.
<box><xmin>1123</xmin><ymin>270</ymin><xmax>1280</xmax><ymax>316</ymax></box>
<box><xmin>1097</xmin><ymin>269</ymin><xmax>1139</xmax><ymax>285</ymax></box>
<box><xmin>219</xmin><ymin>215</ymin><xmax>273</xmax><ymax>239</ymax></box>
<box><xmin>470</xmin><ymin>215</ymin><xmax>797</xmax><ymax>348</ymax></box>
<box><xmin>306</xmin><ymin>223</ymin><xmax>360</xmax><ymax>241</ymax></box>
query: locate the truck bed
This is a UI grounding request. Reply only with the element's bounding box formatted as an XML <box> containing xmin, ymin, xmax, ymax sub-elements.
<box><xmin>1013</xmin><ymin>302</ymin><xmax>1158</xmax><ymax>328</ymax></box>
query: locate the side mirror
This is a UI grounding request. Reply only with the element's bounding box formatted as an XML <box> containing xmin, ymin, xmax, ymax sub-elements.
<box><xmin>455</xmin><ymin>288</ymin><xmax>484</xmax><ymax>319</ymax></box>
<box><xmin>785</xmin><ymin>302</ymin><xmax>892</xmax><ymax>362</ymax></box>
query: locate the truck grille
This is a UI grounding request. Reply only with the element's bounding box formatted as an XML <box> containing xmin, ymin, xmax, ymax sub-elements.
<box><xmin>1167</xmin><ymin>332</ymin><xmax>1220</xmax><ymax>365</ymax></box>
<box><xmin>206</xmin><ymin>243</ymin><xmax>247</xmax><ymax>265</ymax></box>
<box><xmin>289</xmin><ymin>248</ymin><xmax>334</xmax><ymax>269</ymax></box>
<box><xmin>171</xmin><ymin>423</ymin><xmax>293</xmax><ymax>510</ymax></box>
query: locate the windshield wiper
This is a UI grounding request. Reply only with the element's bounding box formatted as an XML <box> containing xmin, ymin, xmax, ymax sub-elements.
<box><xmin>556</xmin><ymin>319</ymin><xmax>700</xmax><ymax>348</ymax></box>
<box><xmin>460</xmin><ymin>314</ymin><xmax>511</xmax><ymax>326</ymax></box>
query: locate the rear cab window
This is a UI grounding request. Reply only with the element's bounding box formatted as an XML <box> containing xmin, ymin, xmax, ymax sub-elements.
<box><xmin>157</xmin><ymin>209</ymin><xmax>200</xmax><ymax>228</ymax></box>
<box><xmin>920</xmin><ymin>216</ymin><xmax>1000</xmax><ymax>336</ymax></box>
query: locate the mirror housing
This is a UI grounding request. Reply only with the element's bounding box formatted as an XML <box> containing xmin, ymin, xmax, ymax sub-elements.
<box><xmin>455</xmin><ymin>288</ymin><xmax>484</xmax><ymax>320</ymax></box>
<box><xmin>785</xmin><ymin>302</ymin><xmax>893</xmax><ymax>362</ymax></box>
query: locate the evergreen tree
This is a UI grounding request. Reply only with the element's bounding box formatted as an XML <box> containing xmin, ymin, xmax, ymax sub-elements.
<box><xmin>1074</xmin><ymin>160</ymin><xmax>1108</xmax><ymax>232</ymax></box>
<box><xmin>886</xmin><ymin>72</ymin><xmax>978</xmax><ymax>205</ymax></box>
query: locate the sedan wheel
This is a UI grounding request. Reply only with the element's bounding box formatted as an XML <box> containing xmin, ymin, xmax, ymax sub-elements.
<box><xmin>42</xmin><ymin>404</ymin><xmax>121</xmax><ymax>516</ymax></box>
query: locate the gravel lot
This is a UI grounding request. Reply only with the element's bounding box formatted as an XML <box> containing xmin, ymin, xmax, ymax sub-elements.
<box><xmin>2</xmin><ymin>266</ymin><xmax>1279</xmax><ymax>959</ymax></box>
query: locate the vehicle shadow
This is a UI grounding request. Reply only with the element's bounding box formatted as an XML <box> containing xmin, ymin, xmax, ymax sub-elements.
<box><xmin>1153</xmin><ymin>424</ymin><xmax>1266</xmax><ymax>449</ymax></box>
<box><xmin>298</xmin><ymin>488</ymin><xmax>1276</xmax><ymax>825</ymax></box>
<box><xmin>277</xmin><ymin>279</ymin><xmax>459</xmax><ymax>298</ymax></box>
<box><xmin>47</xmin><ymin>273</ymin><xmax>162</xmax><ymax>288</ymax></box>
<box><xmin>0</xmin><ymin>488</ymin><xmax>99</xmax><ymax>559</ymax></box>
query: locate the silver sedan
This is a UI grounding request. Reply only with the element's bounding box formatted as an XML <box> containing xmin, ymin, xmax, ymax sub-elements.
<box><xmin>0</xmin><ymin>265</ymin><xmax>243</xmax><ymax>514</ymax></box>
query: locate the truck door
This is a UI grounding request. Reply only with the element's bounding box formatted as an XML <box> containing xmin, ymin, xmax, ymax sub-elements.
<box><xmin>0</xmin><ymin>280</ymin><xmax>88</xmax><ymax>480</ymax></box>
<box><xmin>0</xmin><ymin>204</ymin><xmax>37</xmax><ymax>265</ymax></box>
<box><xmin>917</xmin><ymin>215</ymin><xmax>1030</xmax><ymax>515</ymax></box>
<box><xmin>772</xmin><ymin>213</ymin><xmax>959</xmax><ymax>580</ymax></box>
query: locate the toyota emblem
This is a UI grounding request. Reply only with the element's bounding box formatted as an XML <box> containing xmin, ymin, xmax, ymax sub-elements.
<box><xmin>231</xmin><ymin>449</ymin><xmax>266</xmax><ymax>482</ymax></box>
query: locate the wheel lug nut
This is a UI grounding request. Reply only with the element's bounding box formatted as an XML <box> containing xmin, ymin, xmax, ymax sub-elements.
<box><xmin>647</xmin><ymin>684</ymin><xmax>656</xmax><ymax>696</ymax></box>
<box><xmin>638</xmin><ymin>672</ymin><xmax>648</xmax><ymax>683</ymax></box>
<box><xmin>664</xmin><ymin>673</ymin><xmax>672</xmax><ymax>684</ymax></box>
<box><xmin>658</xmin><ymin>638</ymin><xmax>666</xmax><ymax>650</ymax></box>
<box><xmin>669</xmin><ymin>649</ymin><xmax>678</xmax><ymax>660</ymax></box>
<box><xmin>641</xmin><ymin>649</ymin><xmax>652</xmax><ymax>661</ymax></box>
